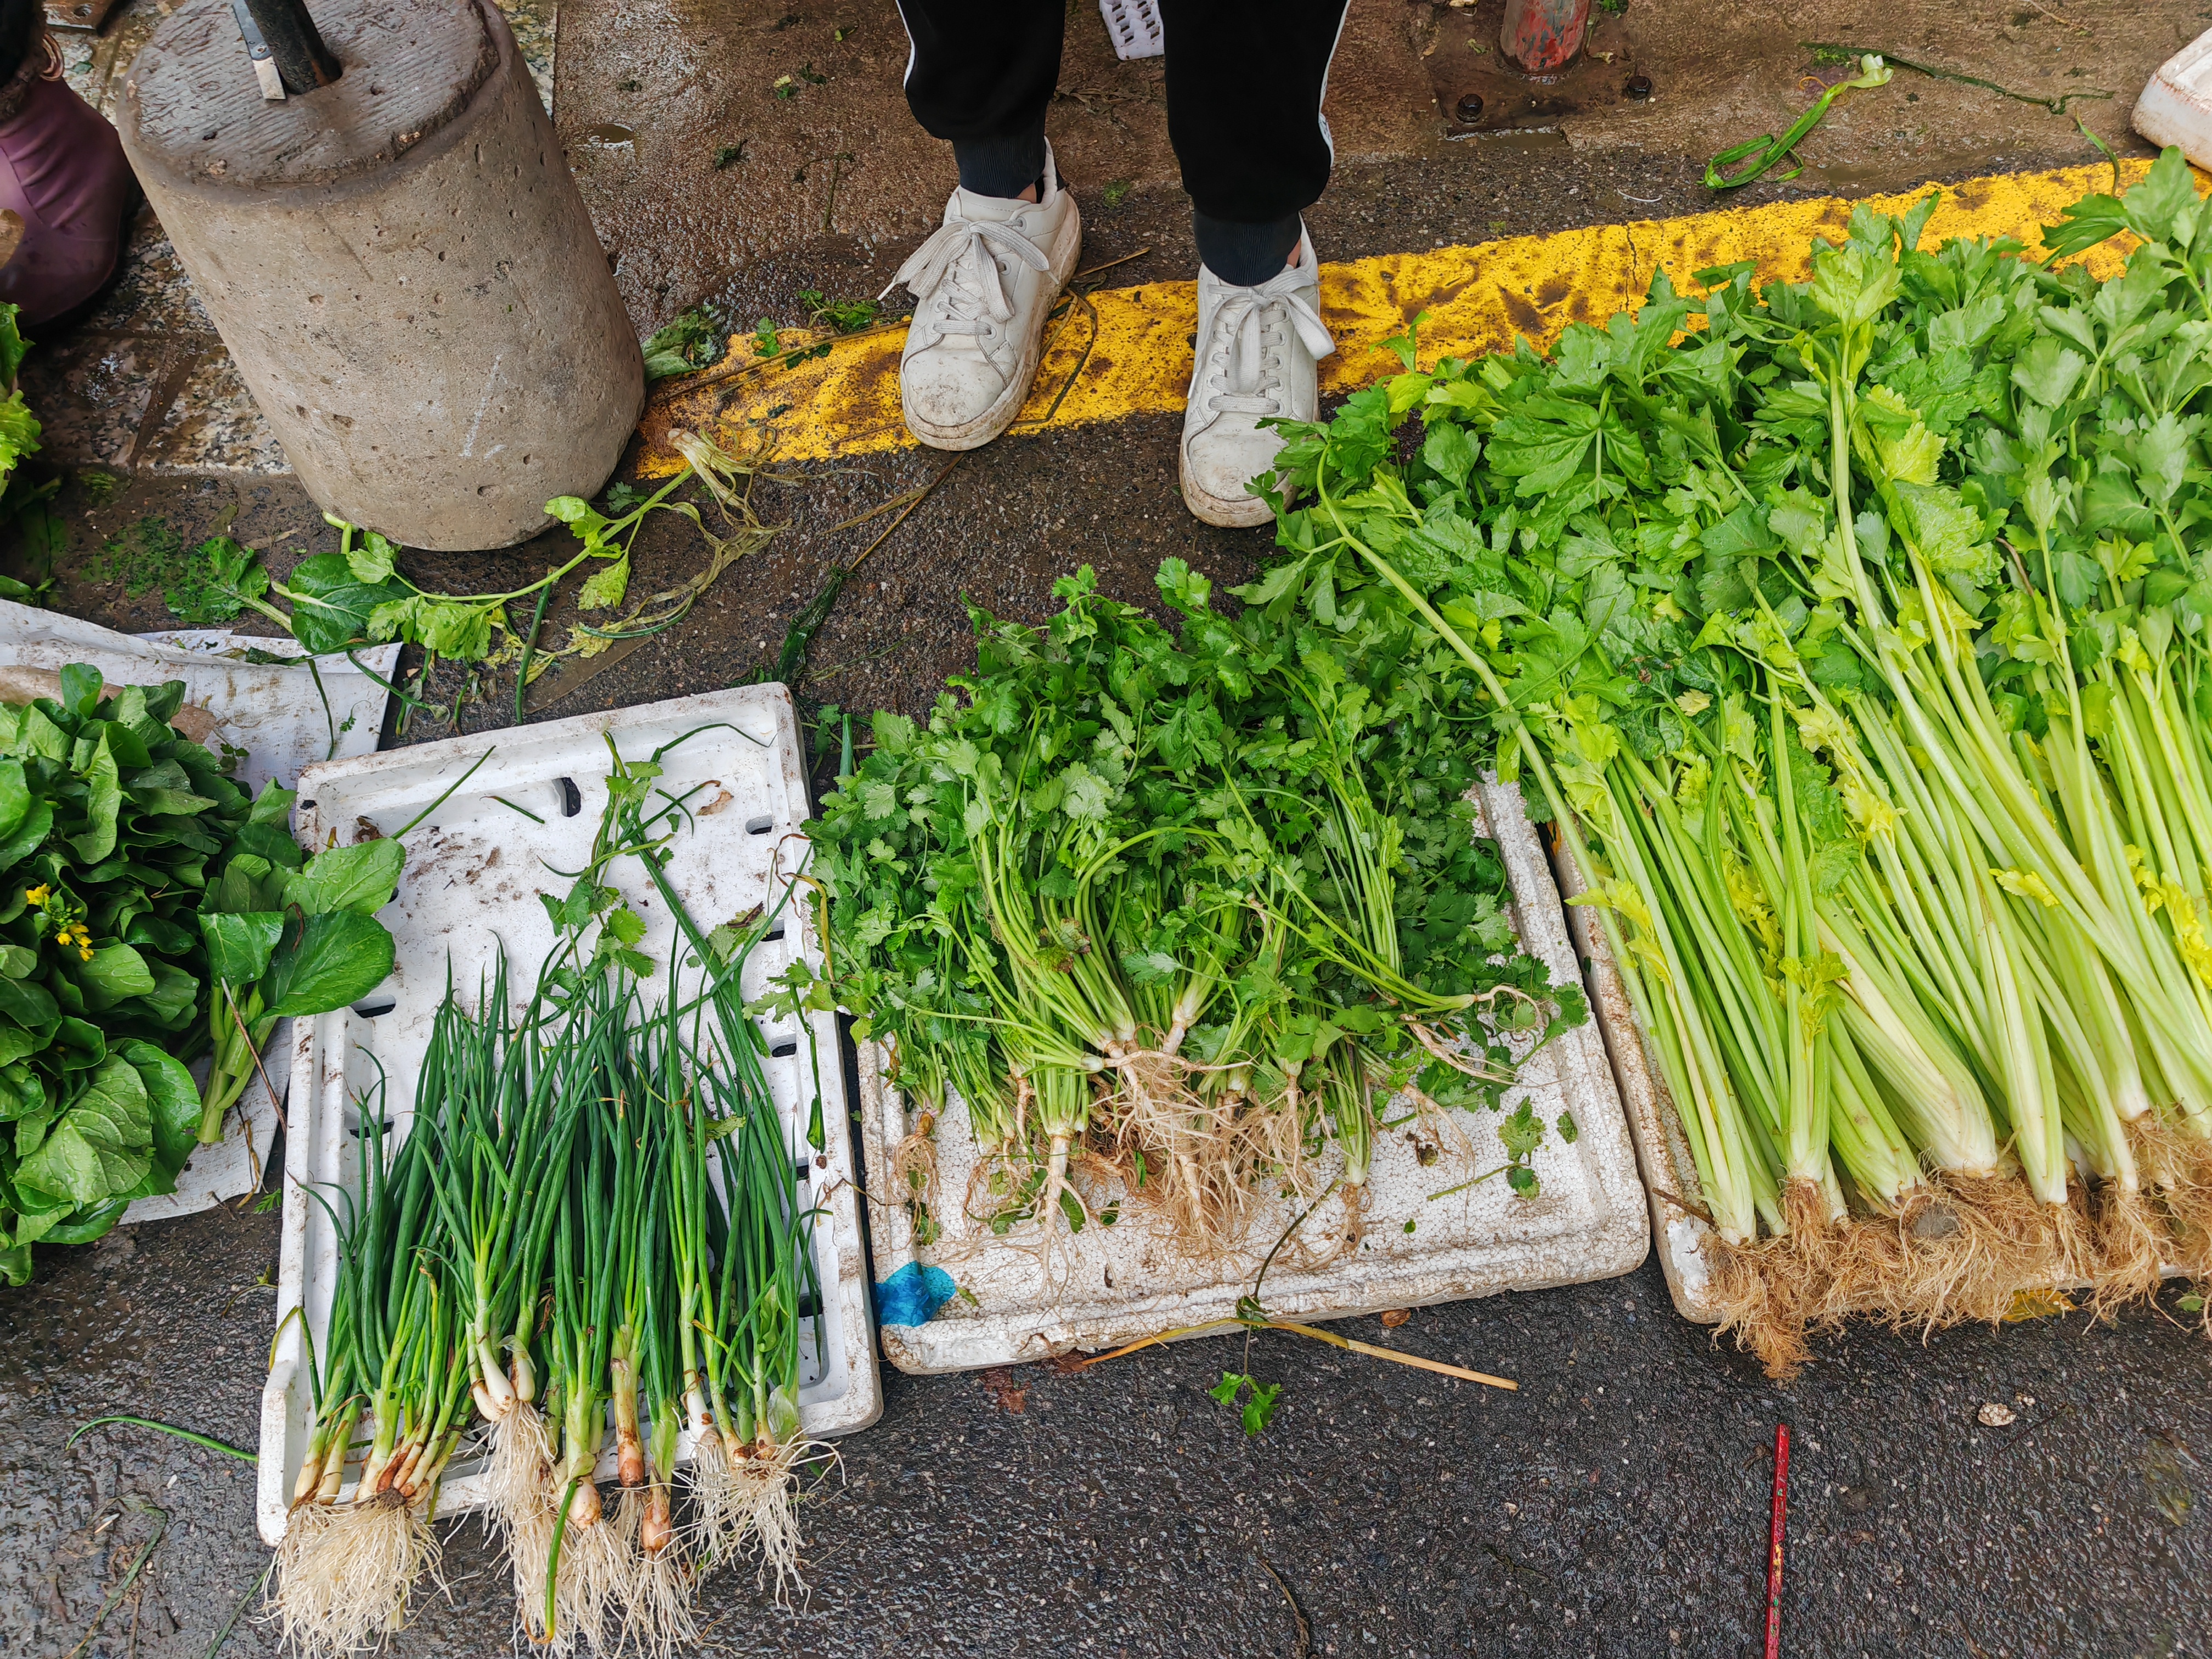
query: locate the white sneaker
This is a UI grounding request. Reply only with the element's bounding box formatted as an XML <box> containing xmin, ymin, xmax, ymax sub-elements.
<box><xmin>1179</xmin><ymin>228</ymin><xmax>1335</xmax><ymax>528</ymax></box>
<box><xmin>888</xmin><ymin>143</ymin><xmax>1082</xmax><ymax>450</ymax></box>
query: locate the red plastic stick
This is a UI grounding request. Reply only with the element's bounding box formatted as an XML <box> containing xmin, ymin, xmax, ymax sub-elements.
<box><xmin>1765</xmin><ymin>1423</ymin><xmax>1791</xmax><ymax>1659</ymax></box>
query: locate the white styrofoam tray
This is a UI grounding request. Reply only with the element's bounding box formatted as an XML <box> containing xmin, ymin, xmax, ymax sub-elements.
<box><xmin>859</xmin><ymin>775</ymin><xmax>1650</xmax><ymax>1375</ymax></box>
<box><xmin>0</xmin><ymin>598</ymin><xmax>398</xmax><ymax>1222</ymax></box>
<box><xmin>0</xmin><ymin>600</ymin><xmax>398</xmax><ymax>797</ymax></box>
<box><xmin>2134</xmin><ymin>29</ymin><xmax>2212</xmax><ymax>167</ymax></box>
<box><xmin>255</xmin><ymin>685</ymin><xmax>878</xmax><ymax>1545</ymax></box>
<box><xmin>1547</xmin><ymin>839</ymin><xmax>1722</xmax><ymax>1322</ymax></box>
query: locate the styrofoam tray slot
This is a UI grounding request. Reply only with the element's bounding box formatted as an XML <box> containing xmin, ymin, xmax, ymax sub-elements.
<box><xmin>859</xmin><ymin>776</ymin><xmax>1650</xmax><ymax>1375</ymax></box>
<box><xmin>255</xmin><ymin>687</ymin><xmax>878</xmax><ymax>1545</ymax></box>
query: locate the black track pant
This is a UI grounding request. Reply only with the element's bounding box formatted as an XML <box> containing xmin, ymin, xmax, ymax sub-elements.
<box><xmin>894</xmin><ymin>1</ymin><xmax>1350</xmax><ymax>285</ymax></box>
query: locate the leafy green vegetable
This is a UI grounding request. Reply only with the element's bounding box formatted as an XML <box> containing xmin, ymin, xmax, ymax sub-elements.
<box><xmin>195</xmin><ymin>781</ymin><xmax>402</xmax><ymax>1143</ymax></box>
<box><xmin>641</xmin><ymin>307</ymin><xmax>723</xmax><ymax>380</ymax></box>
<box><xmin>1252</xmin><ymin>149</ymin><xmax>2212</xmax><ymax>1374</ymax></box>
<box><xmin>0</xmin><ymin>674</ymin><xmax>252</xmax><ymax>1274</ymax></box>
<box><xmin>0</xmin><ymin>302</ymin><xmax>38</xmax><ymax>501</ymax></box>
<box><xmin>194</xmin><ymin>435</ymin><xmax>774</xmax><ymax>702</ymax></box>
<box><xmin>811</xmin><ymin>560</ymin><xmax>1586</xmax><ymax>1250</ymax></box>
<box><xmin>799</xmin><ymin>289</ymin><xmax>881</xmax><ymax>333</ymax></box>
<box><xmin>1209</xmin><ymin>1370</ymin><xmax>1282</xmax><ymax>1437</ymax></box>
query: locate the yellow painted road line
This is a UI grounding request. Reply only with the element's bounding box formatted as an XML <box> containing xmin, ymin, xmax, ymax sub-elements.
<box><xmin>637</xmin><ymin>161</ymin><xmax>2155</xmax><ymax>475</ymax></box>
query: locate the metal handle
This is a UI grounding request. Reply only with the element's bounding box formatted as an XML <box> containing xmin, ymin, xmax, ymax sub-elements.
<box><xmin>236</xmin><ymin>0</ymin><xmax>341</xmax><ymax>97</ymax></box>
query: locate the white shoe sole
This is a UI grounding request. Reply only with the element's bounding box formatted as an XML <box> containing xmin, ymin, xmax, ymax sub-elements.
<box><xmin>1178</xmin><ymin>447</ymin><xmax>1277</xmax><ymax>528</ymax></box>
<box><xmin>902</xmin><ymin>204</ymin><xmax>1085</xmax><ymax>452</ymax></box>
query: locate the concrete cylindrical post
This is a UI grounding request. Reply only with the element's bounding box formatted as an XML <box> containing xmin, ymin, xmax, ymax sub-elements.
<box><xmin>1500</xmin><ymin>0</ymin><xmax>1589</xmax><ymax>74</ymax></box>
<box><xmin>117</xmin><ymin>0</ymin><xmax>642</xmax><ymax>551</ymax></box>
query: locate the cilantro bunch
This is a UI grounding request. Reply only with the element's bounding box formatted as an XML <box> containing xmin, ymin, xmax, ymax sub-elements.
<box><xmin>1256</xmin><ymin>150</ymin><xmax>2212</xmax><ymax>1369</ymax></box>
<box><xmin>811</xmin><ymin>560</ymin><xmax>1585</xmax><ymax>1251</ymax></box>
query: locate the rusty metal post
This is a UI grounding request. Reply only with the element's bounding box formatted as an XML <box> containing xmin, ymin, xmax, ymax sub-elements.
<box><xmin>238</xmin><ymin>0</ymin><xmax>341</xmax><ymax>94</ymax></box>
<box><xmin>1501</xmin><ymin>0</ymin><xmax>1589</xmax><ymax>74</ymax></box>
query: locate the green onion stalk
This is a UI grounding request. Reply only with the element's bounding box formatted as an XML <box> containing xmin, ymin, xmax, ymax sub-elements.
<box><xmin>597</xmin><ymin>995</ymin><xmax>701</xmax><ymax>1651</ymax></box>
<box><xmin>623</xmin><ymin>1070</ymin><xmax>698</xmax><ymax>1652</ymax></box>
<box><xmin>657</xmin><ymin>924</ymin><xmax>823</xmax><ymax>1590</ymax></box>
<box><xmin>531</xmin><ymin>970</ymin><xmax>632</xmax><ymax>1652</ymax></box>
<box><xmin>704</xmin><ymin>986</ymin><xmax>819</xmax><ymax>1591</ymax></box>
<box><xmin>602</xmin><ymin>732</ymin><xmax>828</xmax><ymax>1593</ymax></box>
<box><xmin>412</xmin><ymin>957</ymin><xmax>583</xmax><ymax>1638</ymax></box>
<box><xmin>273</xmin><ymin>1068</ymin><xmax>459</xmax><ymax>1658</ymax></box>
<box><xmin>663</xmin><ymin>984</ymin><xmax>723</xmax><ymax>1520</ymax></box>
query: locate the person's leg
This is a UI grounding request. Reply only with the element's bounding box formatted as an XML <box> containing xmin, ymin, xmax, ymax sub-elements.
<box><xmin>0</xmin><ymin>0</ymin><xmax>138</xmax><ymax>330</ymax></box>
<box><xmin>1163</xmin><ymin>0</ymin><xmax>1347</xmax><ymax>525</ymax></box>
<box><xmin>1165</xmin><ymin>0</ymin><xmax>1347</xmax><ymax>282</ymax></box>
<box><xmin>889</xmin><ymin>0</ymin><xmax>1083</xmax><ymax>450</ymax></box>
<box><xmin>896</xmin><ymin>0</ymin><xmax>1063</xmax><ymax>200</ymax></box>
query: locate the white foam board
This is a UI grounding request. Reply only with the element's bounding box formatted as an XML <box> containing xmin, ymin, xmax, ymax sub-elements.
<box><xmin>2135</xmin><ymin>29</ymin><xmax>2212</xmax><ymax>168</ymax></box>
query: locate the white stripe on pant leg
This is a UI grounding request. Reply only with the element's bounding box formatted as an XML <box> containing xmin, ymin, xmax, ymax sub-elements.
<box><xmin>1316</xmin><ymin>0</ymin><xmax>1350</xmax><ymax>162</ymax></box>
<box><xmin>894</xmin><ymin>0</ymin><xmax>918</xmax><ymax>88</ymax></box>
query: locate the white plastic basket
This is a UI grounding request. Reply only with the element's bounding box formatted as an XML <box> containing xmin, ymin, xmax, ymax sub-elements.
<box><xmin>255</xmin><ymin>686</ymin><xmax>878</xmax><ymax>1545</ymax></box>
<box><xmin>858</xmin><ymin>776</ymin><xmax>1650</xmax><ymax>1374</ymax></box>
<box><xmin>2134</xmin><ymin>29</ymin><xmax>2212</xmax><ymax>168</ymax></box>
<box><xmin>1098</xmin><ymin>0</ymin><xmax>1163</xmax><ymax>61</ymax></box>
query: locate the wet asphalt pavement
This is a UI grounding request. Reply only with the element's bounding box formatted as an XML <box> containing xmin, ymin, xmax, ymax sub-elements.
<box><xmin>5</xmin><ymin>1195</ymin><xmax>2208</xmax><ymax>1658</ymax></box>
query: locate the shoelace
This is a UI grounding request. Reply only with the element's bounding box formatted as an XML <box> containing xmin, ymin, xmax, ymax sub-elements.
<box><xmin>887</xmin><ymin>212</ymin><xmax>1053</xmax><ymax>347</ymax></box>
<box><xmin>1200</xmin><ymin>271</ymin><xmax>1335</xmax><ymax>418</ymax></box>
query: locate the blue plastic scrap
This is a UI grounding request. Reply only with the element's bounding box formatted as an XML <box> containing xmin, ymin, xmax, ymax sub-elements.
<box><xmin>874</xmin><ymin>1261</ymin><xmax>958</xmax><ymax>1326</ymax></box>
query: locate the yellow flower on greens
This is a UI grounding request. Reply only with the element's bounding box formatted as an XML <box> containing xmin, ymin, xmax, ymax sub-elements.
<box><xmin>24</xmin><ymin>884</ymin><xmax>48</xmax><ymax>906</ymax></box>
